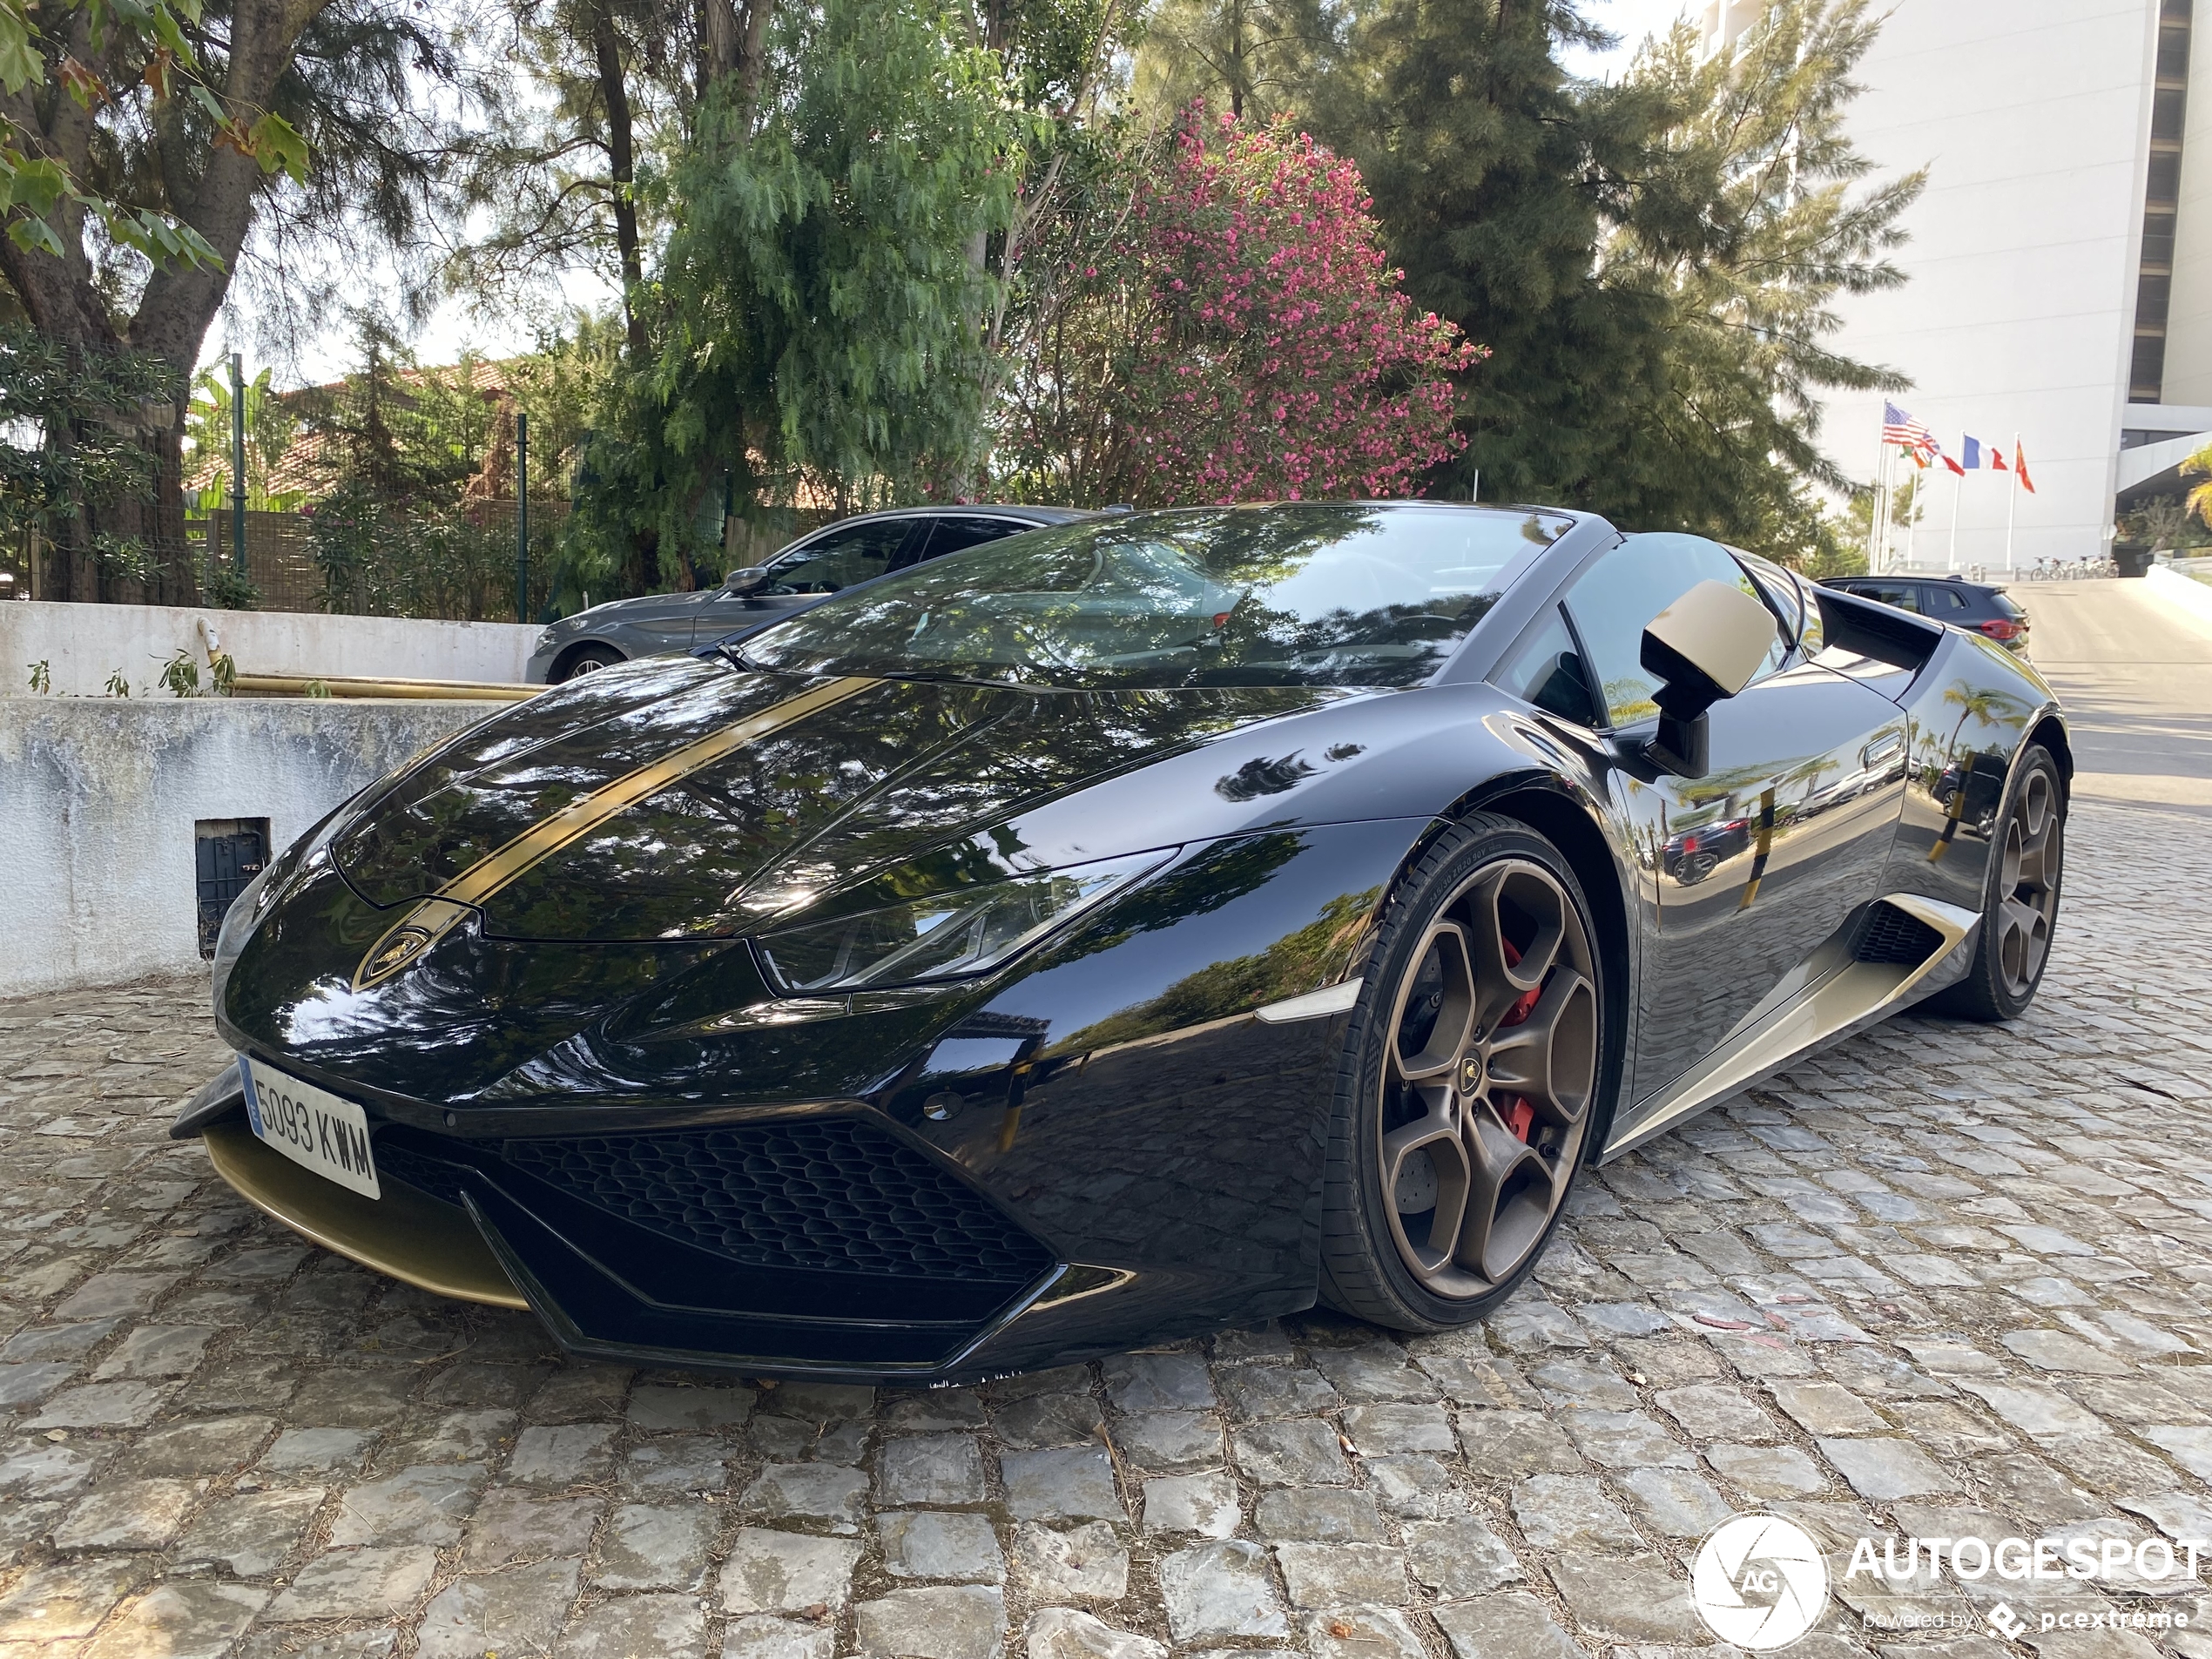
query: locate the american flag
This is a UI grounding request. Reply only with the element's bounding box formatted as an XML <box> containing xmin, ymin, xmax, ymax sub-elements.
<box><xmin>1882</xmin><ymin>401</ymin><xmax>1937</xmax><ymax>457</ymax></box>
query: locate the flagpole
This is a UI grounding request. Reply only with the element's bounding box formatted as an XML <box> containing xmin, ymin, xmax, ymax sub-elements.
<box><xmin>1905</xmin><ymin>463</ymin><xmax>1919</xmax><ymax>570</ymax></box>
<box><xmin>1948</xmin><ymin>462</ymin><xmax>1961</xmax><ymax>572</ymax></box>
<box><xmin>1871</xmin><ymin>408</ymin><xmax>1891</xmax><ymax>574</ymax></box>
<box><xmin>2005</xmin><ymin>430</ymin><xmax>2019</xmax><ymax>573</ymax></box>
<box><xmin>1878</xmin><ymin>447</ymin><xmax>1897</xmax><ymax>573</ymax></box>
<box><xmin>1875</xmin><ymin>444</ymin><xmax>1893</xmax><ymax>575</ymax></box>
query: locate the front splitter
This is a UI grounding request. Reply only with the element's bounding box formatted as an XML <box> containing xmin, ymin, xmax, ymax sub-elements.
<box><xmin>200</xmin><ymin>1121</ymin><xmax>526</xmax><ymax>1309</ymax></box>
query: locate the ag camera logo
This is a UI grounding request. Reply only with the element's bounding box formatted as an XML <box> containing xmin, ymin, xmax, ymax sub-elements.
<box><xmin>1692</xmin><ymin>1514</ymin><xmax>1831</xmax><ymax>1650</ymax></box>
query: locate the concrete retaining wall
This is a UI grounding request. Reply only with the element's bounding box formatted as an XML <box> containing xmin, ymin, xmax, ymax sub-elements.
<box><xmin>2147</xmin><ymin>563</ymin><xmax>2212</xmax><ymax>630</ymax></box>
<box><xmin>0</xmin><ymin>601</ymin><xmax>541</xmax><ymax>698</ymax></box>
<box><xmin>2</xmin><ymin>698</ymin><xmax>497</xmax><ymax>997</ymax></box>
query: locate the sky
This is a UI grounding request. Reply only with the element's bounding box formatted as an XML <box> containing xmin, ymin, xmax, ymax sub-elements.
<box><xmin>1566</xmin><ymin>0</ymin><xmax>1696</xmax><ymax>78</ymax></box>
<box><xmin>217</xmin><ymin>0</ymin><xmax>1696</xmax><ymax>389</ymax></box>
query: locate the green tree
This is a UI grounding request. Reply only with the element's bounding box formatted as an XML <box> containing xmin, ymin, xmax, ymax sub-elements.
<box><xmin>181</xmin><ymin>361</ymin><xmax>300</xmax><ymax>511</ymax></box>
<box><xmin>562</xmin><ymin>0</ymin><xmax>1033</xmax><ymax>598</ymax></box>
<box><xmin>2122</xmin><ymin>492</ymin><xmax>2204</xmax><ymax>552</ymax></box>
<box><xmin>1302</xmin><ymin>0</ymin><xmax>1660</xmax><ymax>504</ymax></box>
<box><xmin>1131</xmin><ymin>0</ymin><xmax>1342</xmax><ymax>122</ymax></box>
<box><xmin>1296</xmin><ymin>0</ymin><xmax>1913</xmax><ymax>563</ymax></box>
<box><xmin>0</xmin><ymin>0</ymin><xmax>253</xmax><ymax>273</ymax></box>
<box><xmin>1587</xmin><ymin>0</ymin><xmax>1922</xmax><ymax>550</ymax></box>
<box><xmin>2</xmin><ymin>0</ymin><xmax>470</xmax><ymax>602</ymax></box>
<box><xmin>447</xmin><ymin>0</ymin><xmax>693</xmax><ymax>350</ymax></box>
<box><xmin>2184</xmin><ymin>442</ymin><xmax>2212</xmax><ymax>535</ymax></box>
<box><xmin>0</xmin><ymin>323</ymin><xmax>182</xmax><ymax>587</ymax></box>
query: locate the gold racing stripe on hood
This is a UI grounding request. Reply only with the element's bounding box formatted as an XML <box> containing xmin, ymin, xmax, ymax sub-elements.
<box><xmin>353</xmin><ymin>676</ymin><xmax>879</xmax><ymax>990</ymax></box>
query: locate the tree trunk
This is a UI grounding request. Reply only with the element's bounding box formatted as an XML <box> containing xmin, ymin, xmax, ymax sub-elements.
<box><xmin>737</xmin><ymin>0</ymin><xmax>776</xmax><ymax>125</ymax></box>
<box><xmin>699</xmin><ymin>0</ymin><xmax>776</xmax><ymax>125</ymax></box>
<box><xmin>1</xmin><ymin>0</ymin><xmax>330</xmax><ymax>605</ymax></box>
<box><xmin>592</xmin><ymin>1</ymin><xmax>648</xmax><ymax>353</ymax></box>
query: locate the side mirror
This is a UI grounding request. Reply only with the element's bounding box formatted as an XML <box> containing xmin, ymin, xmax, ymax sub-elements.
<box><xmin>1639</xmin><ymin>579</ymin><xmax>1777</xmax><ymax>774</ymax></box>
<box><xmin>724</xmin><ymin>566</ymin><xmax>770</xmax><ymax>596</ymax></box>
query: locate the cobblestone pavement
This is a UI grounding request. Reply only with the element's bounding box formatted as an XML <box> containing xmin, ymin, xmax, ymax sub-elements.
<box><xmin>4</xmin><ymin>796</ymin><xmax>2212</xmax><ymax>1659</ymax></box>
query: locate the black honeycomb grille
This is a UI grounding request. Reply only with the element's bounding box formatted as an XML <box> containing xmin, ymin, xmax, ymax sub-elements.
<box><xmin>374</xmin><ymin>1137</ymin><xmax>472</xmax><ymax>1206</ymax></box>
<box><xmin>502</xmin><ymin>1118</ymin><xmax>1052</xmax><ymax>1284</ymax></box>
<box><xmin>1854</xmin><ymin>904</ymin><xmax>1944</xmax><ymax>966</ymax></box>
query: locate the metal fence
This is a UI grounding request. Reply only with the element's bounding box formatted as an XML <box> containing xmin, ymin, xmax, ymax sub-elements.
<box><xmin>3</xmin><ymin>337</ymin><xmax>793</xmax><ymax>623</ymax></box>
<box><xmin>203</xmin><ymin>502</ymin><xmax>568</xmax><ymax>622</ymax></box>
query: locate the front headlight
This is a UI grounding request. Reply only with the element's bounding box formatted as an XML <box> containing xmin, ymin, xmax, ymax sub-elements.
<box><xmin>756</xmin><ymin>850</ymin><xmax>1174</xmax><ymax>993</ymax></box>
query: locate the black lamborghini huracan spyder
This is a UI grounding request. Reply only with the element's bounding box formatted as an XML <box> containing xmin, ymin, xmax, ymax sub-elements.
<box><xmin>178</xmin><ymin>503</ymin><xmax>2067</xmax><ymax>1382</ymax></box>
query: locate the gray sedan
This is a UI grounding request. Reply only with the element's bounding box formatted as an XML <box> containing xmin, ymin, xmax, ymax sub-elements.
<box><xmin>526</xmin><ymin>505</ymin><xmax>1094</xmax><ymax>683</ymax></box>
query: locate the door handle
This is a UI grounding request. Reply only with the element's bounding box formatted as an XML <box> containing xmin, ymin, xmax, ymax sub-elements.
<box><xmin>1862</xmin><ymin>731</ymin><xmax>1905</xmax><ymax>770</ymax></box>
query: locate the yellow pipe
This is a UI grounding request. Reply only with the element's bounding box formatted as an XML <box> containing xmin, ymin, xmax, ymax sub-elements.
<box><xmin>230</xmin><ymin>673</ymin><xmax>542</xmax><ymax>702</ymax></box>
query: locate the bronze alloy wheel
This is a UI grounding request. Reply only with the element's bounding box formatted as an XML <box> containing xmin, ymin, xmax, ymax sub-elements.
<box><xmin>1319</xmin><ymin>814</ymin><xmax>1609</xmax><ymax>1329</ymax></box>
<box><xmin>1994</xmin><ymin>762</ymin><xmax>2061</xmax><ymax>1000</ymax></box>
<box><xmin>1929</xmin><ymin>742</ymin><xmax>2066</xmax><ymax>1022</ymax></box>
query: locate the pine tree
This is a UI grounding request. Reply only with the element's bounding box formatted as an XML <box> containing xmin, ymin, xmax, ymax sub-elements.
<box><xmin>1131</xmin><ymin>0</ymin><xmax>1344</xmax><ymax>123</ymax></box>
<box><xmin>1302</xmin><ymin>0</ymin><xmax>1663</xmax><ymax>504</ymax></box>
<box><xmin>1588</xmin><ymin>0</ymin><xmax>1923</xmax><ymax>550</ymax></box>
<box><xmin>1297</xmin><ymin>0</ymin><xmax>1916</xmax><ymax>563</ymax></box>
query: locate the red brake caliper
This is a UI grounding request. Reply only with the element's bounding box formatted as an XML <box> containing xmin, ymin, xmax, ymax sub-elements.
<box><xmin>1496</xmin><ymin>937</ymin><xmax>1540</xmax><ymax>1143</ymax></box>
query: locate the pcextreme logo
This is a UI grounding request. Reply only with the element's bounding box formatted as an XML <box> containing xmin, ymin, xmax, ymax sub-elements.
<box><xmin>1691</xmin><ymin>1514</ymin><xmax>1831</xmax><ymax>1650</ymax></box>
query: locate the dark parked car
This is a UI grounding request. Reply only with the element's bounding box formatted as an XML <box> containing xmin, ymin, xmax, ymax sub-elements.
<box><xmin>181</xmin><ymin>504</ymin><xmax>2067</xmax><ymax>1383</ymax></box>
<box><xmin>525</xmin><ymin>504</ymin><xmax>1095</xmax><ymax>683</ymax></box>
<box><xmin>1660</xmin><ymin>813</ymin><xmax>1752</xmax><ymax>886</ymax></box>
<box><xmin>1822</xmin><ymin>573</ymin><xmax>2029</xmax><ymax>651</ymax></box>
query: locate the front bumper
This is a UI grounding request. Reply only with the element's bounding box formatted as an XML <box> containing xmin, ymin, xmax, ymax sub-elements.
<box><xmin>181</xmin><ymin>1076</ymin><xmax>1088</xmax><ymax>1384</ymax></box>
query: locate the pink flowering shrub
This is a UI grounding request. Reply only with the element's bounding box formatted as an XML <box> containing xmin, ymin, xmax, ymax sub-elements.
<box><xmin>995</xmin><ymin>108</ymin><xmax>1479</xmax><ymax>505</ymax></box>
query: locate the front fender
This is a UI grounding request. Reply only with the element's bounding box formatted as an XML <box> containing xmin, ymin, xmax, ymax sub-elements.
<box><xmin>888</xmin><ymin>815</ymin><xmax>1435</xmax><ymax>1366</ymax></box>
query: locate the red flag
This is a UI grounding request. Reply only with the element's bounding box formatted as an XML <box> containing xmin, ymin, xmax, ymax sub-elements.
<box><xmin>2014</xmin><ymin>443</ymin><xmax>2035</xmax><ymax>493</ymax></box>
<box><xmin>1943</xmin><ymin>454</ymin><xmax>1966</xmax><ymax>476</ymax></box>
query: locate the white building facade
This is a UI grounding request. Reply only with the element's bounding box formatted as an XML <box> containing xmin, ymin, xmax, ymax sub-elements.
<box><xmin>1705</xmin><ymin>0</ymin><xmax>2203</xmax><ymax>570</ymax></box>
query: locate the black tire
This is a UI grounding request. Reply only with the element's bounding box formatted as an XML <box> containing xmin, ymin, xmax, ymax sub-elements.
<box><xmin>1925</xmin><ymin>744</ymin><xmax>2065</xmax><ymax>1022</ymax></box>
<box><xmin>554</xmin><ymin>644</ymin><xmax>626</xmax><ymax>682</ymax></box>
<box><xmin>1318</xmin><ymin>813</ymin><xmax>1618</xmax><ymax>1332</ymax></box>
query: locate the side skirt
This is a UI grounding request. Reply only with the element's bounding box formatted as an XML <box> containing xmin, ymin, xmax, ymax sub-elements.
<box><xmin>1600</xmin><ymin>893</ymin><xmax>1979</xmax><ymax>1162</ymax></box>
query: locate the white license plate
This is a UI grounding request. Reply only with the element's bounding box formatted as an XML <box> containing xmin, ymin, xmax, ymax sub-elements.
<box><xmin>240</xmin><ymin>1057</ymin><xmax>381</xmax><ymax>1199</ymax></box>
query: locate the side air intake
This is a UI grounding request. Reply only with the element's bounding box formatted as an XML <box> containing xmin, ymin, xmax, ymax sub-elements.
<box><xmin>1851</xmin><ymin>902</ymin><xmax>1946</xmax><ymax>966</ymax></box>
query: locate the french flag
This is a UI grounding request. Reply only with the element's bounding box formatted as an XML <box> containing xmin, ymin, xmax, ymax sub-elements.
<box><xmin>1946</xmin><ymin>434</ymin><xmax>2005</xmax><ymax>474</ymax></box>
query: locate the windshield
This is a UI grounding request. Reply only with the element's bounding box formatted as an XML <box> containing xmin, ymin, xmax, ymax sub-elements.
<box><xmin>736</xmin><ymin>503</ymin><xmax>1572</xmax><ymax>689</ymax></box>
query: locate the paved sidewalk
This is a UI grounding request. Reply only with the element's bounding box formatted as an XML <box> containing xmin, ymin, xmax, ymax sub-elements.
<box><xmin>2</xmin><ymin>798</ymin><xmax>2209</xmax><ymax>1659</ymax></box>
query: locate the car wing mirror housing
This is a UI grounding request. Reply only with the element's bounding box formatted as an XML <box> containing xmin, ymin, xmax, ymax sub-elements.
<box><xmin>1639</xmin><ymin>579</ymin><xmax>1777</xmax><ymax>775</ymax></box>
<box><xmin>724</xmin><ymin>565</ymin><xmax>770</xmax><ymax>596</ymax></box>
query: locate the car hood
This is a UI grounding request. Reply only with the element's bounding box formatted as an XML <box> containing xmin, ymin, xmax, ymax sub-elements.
<box><xmin>563</xmin><ymin>590</ymin><xmax>709</xmax><ymax>624</ymax></box>
<box><xmin>327</xmin><ymin>655</ymin><xmax>1339</xmax><ymax>943</ymax></box>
